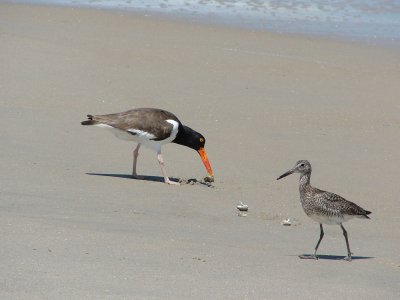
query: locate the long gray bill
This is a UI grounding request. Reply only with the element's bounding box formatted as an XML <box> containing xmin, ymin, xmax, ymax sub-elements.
<box><xmin>276</xmin><ymin>170</ymin><xmax>294</xmax><ymax>180</ymax></box>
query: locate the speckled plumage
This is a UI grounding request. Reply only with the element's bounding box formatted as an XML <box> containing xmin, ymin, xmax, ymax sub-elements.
<box><xmin>277</xmin><ymin>160</ymin><xmax>371</xmax><ymax>261</ymax></box>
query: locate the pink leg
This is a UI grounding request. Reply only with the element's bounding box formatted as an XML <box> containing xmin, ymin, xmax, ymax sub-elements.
<box><xmin>157</xmin><ymin>152</ymin><xmax>179</xmax><ymax>185</ymax></box>
<box><xmin>132</xmin><ymin>144</ymin><xmax>141</xmax><ymax>177</ymax></box>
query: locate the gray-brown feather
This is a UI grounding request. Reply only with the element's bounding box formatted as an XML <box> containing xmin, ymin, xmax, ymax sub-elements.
<box><xmin>301</xmin><ymin>186</ymin><xmax>370</xmax><ymax>219</ymax></box>
<box><xmin>84</xmin><ymin>108</ymin><xmax>181</xmax><ymax>141</ymax></box>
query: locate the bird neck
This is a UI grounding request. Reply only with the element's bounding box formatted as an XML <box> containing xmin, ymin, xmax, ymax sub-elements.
<box><xmin>172</xmin><ymin>125</ymin><xmax>197</xmax><ymax>150</ymax></box>
<box><xmin>172</xmin><ymin>124</ymin><xmax>187</xmax><ymax>145</ymax></box>
<box><xmin>299</xmin><ymin>172</ymin><xmax>311</xmax><ymax>192</ymax></box>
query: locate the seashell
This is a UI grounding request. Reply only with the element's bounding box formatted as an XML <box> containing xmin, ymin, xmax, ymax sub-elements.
<box><xmin>281</xmin><ymin>218</ymin><xmax>293</xmax><ymax>226</ymax></box>
<box><xmin>236</xmin><ymin>201</ymin><xmax>249</xmax><ymax>211</ymax></box>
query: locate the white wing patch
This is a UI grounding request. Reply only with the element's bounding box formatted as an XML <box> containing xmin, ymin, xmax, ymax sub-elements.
<box><xmin>127</xmin><ymin>129</ymin><xmax>156</xmax><ymax>140</ymax></box>
<box><xmin>95</xmin><ymin>124</ymin><xmax>113</xmax><ymax>129</ymax></box>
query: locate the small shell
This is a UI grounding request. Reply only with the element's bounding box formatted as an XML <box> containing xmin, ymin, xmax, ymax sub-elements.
<box><xmin>236</xmin><ymin>201</ymin><xmax>249</xmax><ymax>211</ymax></box>
<box><xmin>281</xmin><ymin>218</ymin><xmax>293</xmax><ymax>226</ymax></box>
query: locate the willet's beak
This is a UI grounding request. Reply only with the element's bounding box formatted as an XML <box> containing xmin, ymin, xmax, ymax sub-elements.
<box><xmin>277</xmin><ymin>169</ymin><xmax>294</xmax><ymax>180</ymax></box>
<box><xmin>197</xmin><ymin>147</ymin><xmax>213</xmax><ymax>177</ymax></box>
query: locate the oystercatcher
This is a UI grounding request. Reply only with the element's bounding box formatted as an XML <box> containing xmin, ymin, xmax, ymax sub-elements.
<box><xmin>81</xmin><ymin>108</ymin><xmax>213</xmax><ymax>185</ymax></box>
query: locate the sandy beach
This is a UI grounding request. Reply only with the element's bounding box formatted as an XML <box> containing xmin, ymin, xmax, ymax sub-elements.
<box><xmin>1</xmin><ymin>3</ymin><xmax>399</xmax><ymax>299</ymax></box>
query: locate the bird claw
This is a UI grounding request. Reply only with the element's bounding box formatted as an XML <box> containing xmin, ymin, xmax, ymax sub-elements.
<box><xmin>343</xmin><ymin>256</ymin><xmax>352</xmax><ymax>262</ymax></box>
<box><xmin>164</xmin><ymin>179</ymin><xmax>180</xmax><ymax>186</ymax></box>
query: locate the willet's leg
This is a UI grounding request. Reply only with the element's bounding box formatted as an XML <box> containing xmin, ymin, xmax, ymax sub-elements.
<box><xmin>132</xmin><ymin>144</ymin><xmax>143</xmax><ymax>178</ymax></box>
<box><xmin>314</xmin><ymin>224</ymin><xmax>325</xmax><ymax>255</ymax></box>
<box><xmin>340</xmin><ymin>224</ymin><xmax>352</xmax><ymax>262</ymax></box>
<box><xmin>299</xmin><ymin>224</ymin><xmax>324</xmax><ymax>260</ymax></box>
<box><xmin>157</xmin><ymin>152</ymin><xmax>179</xmax><ymax>185</ymax></box>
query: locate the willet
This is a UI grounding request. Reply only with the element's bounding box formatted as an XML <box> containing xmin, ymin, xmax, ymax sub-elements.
<box><xmin>277</xmin><ymin>160</ymin><xmax>371</xmax><ymax>261</ymax></box>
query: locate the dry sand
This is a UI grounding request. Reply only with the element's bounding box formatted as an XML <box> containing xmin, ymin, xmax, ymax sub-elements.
<box><xmin>1</xmin><ymin>3</ymin><xmax>399</xmax><ymax>299</ymax></box>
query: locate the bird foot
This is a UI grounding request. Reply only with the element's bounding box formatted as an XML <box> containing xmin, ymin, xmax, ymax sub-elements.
<box><xmin>164</xmin><ymin>179</ymin><xmax>180</xmax><ymax>186</ymax></box>
<box><xmin>299</xmin><ymin>254</ymin><xmax>318</xmax><ymax>260</ymax></box>
<box><xmin>343</xmin><ymin>256</ymin><xmax>352</xmax><ymax>262</ymax></box>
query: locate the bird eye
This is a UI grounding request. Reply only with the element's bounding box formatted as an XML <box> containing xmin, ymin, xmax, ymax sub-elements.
<box><xmin>300</xmin><ymin>163</ymin><xmax>305</xmax><ymax>167</ymax></box>
<box><xmin>199</xmin><ymin>138</ymin><xmax>204</xmax><ymax>143</ymax></box>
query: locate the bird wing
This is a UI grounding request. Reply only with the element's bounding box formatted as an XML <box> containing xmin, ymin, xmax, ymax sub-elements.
<box><xmin>313</xmin><ymin>189</ymin><xmax>369</xmax><ymax>217</ymax></box>
<box><xmin>92</xmin><ymin>108</ymin><xmax>180</xmax><ymax>141</ymax></box>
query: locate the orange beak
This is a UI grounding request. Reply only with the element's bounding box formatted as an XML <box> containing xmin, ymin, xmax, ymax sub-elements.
<box><xmin>197</xmin><ymin>147</ymin><xmax>213</xmax><ymax>177</ymax></box>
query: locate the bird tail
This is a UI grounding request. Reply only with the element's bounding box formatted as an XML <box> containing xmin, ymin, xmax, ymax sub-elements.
<box><xmin>81</xmin><ymin>115</ymin><xmax>99</xmax><ymax>125</ymax></box>
<box><xmin>363</xmin><ymin>210</ymin><xmax>372</xmax><ymax>219</ymax></box>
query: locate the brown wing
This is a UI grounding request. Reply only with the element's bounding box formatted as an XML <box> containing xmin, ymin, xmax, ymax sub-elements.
<box><xmin>92</xmin><ymin>108</ymin><xmax>181</xmax><ymax>141</ymax></box>
<box><xmin>313</xmin><ymin>188</ymin><xmax>370</xmax><ymax>217</ymax></box>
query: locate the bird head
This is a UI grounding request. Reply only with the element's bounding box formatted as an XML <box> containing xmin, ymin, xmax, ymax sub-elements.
<box><xmin>173</xmin><ymin>126</ymin><xmax>213</xmax><ymax>178</ymax></box>
<box><xmin>277</xmin><ymin>160</ymin><xmax>311</xmax><ymax>180</ymax></box>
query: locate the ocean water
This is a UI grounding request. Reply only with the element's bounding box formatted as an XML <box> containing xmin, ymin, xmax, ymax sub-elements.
<box><xmin>5</xmin><ymin>0</ymin><xmax>400</xmax><ymax>46</ymax></box>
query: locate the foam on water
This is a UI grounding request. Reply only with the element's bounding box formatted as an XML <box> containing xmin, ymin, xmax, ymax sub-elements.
<box><xmin>5</xmin><ymin>0</ymin><xmax>400</xmax><ymax>46</ymax></box>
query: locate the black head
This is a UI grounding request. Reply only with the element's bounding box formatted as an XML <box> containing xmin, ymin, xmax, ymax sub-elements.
<box><xmin>173</xmin><ymin>125</ymin><xmax>213</xmax><ymax>177</ymax></box>
<box><xmin>277</xmin><ymin>160</ymin><xmax>312</xmax><ymax>180</ymax></box>
<box><xmin>173</xmin><ymin>125</ymin><xmax>206</xmax><ymax>151</ymax></box>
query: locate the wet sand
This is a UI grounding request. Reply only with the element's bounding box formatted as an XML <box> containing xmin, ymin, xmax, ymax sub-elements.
<box><xmin>1</xmin><ymin>3</ymin><xmax>399</xmax><ymax>299</ymax></box>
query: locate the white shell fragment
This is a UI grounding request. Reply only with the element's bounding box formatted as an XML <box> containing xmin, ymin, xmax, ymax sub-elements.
<box><xmin>236</xmin><ymin>201</ymin><xmax>249</xmax><ymax>211</ymax></box>
<box><xmin>281</xmin><ymin>218</ymin><xmax>296</xmax><ymax>226</ymax></box>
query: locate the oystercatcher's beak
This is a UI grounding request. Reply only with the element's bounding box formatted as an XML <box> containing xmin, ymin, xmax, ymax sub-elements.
<box><xmin>277</xmin><ymin>169</ymin><xmax>294</xmax><ymax>180</ymax></box>
<box><xmin>197</xmin><ymin>147</ymin><xmax>213</xmax><ymax>177</ymax></box>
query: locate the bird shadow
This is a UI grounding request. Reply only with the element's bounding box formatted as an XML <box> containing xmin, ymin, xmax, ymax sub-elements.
<box><xmin>86</xmin><ymin>173</ymin><xmax>180</xmax><ymax>183</ymax></box>
<box><xmin>296</xmin><ymin>254</ymin><xmax>374</xmax><ymax>260</ymax></box>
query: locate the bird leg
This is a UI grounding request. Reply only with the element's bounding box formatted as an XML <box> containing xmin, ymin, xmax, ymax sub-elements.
<box><xmin>132</xmin><ymin>144</ymin><xmax>142</xmax><ymax>178</ymax></box>
<box><xmin>340</xmin><ymin>224</ymin><xmax>352</xmax><ymax>262</ymax></box>
<box><xmin>157</xmin><ymin>153</ymin><xmax>179</xmax><ymax>185</ymax></box>
<box><xmin>299</xmin><ymin>223</ymin><xmax>324</xmax><ymax>260</ymax></box>
<box><xmin>314</xmin><ymin>223</ymin><xmax>325</xmax><ymax>256</ymax></box>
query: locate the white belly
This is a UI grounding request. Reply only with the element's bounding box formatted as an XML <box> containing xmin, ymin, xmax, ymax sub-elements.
<box><xmin>95</xmin><ymin>124</ymin><xmax>137</xmax><ymax>141</ymax></box>
<box><xmin>308</xmin><ymin>214</ymin><xmax>355</xmax><ymax>225</ymax></box>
